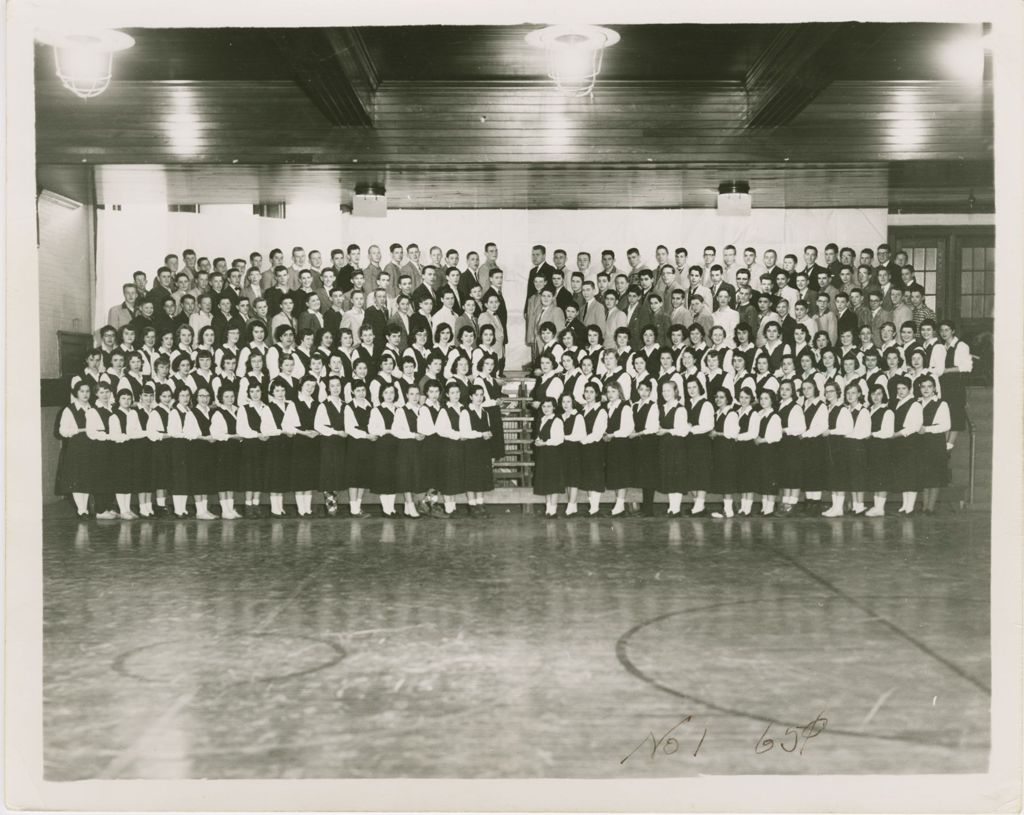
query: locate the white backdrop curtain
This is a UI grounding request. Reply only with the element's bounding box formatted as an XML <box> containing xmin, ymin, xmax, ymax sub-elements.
<box><xmin>95</xmin><ymin>205</ymin><xmax>887</xmax><ymax>366</ymax></box>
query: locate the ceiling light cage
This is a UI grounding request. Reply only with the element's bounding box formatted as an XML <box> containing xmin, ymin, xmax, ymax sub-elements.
<box><xmin>36</xmin><ymin>29</ymin><xmax>135</xmax><ymax>100</ymax></box>
<box><xmin>525</xmin><ymin>25</ymin><xmax>620</xmax><ymax>97</ymax></box>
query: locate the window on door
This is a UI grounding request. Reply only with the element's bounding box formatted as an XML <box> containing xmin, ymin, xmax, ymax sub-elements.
<box><xmin>959</xmin><ymin>244</ymin><xmax>995</xmax><ymax>320</ymax></box>
<box><xmin>907</xmin><ymin>246</ymin><xmax>939</xmax><ymax>311</ymax></box>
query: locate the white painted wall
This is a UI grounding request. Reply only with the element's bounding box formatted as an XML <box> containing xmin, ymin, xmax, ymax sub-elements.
<box><xmin>38</xmin><ymin>192</ymin><xmax>94</xmax><ymax>377</ymax></box>
<box><xmin>95</xmin><ymin>204</ymin><xmax>888</xmax><ymax>365</ymax></box>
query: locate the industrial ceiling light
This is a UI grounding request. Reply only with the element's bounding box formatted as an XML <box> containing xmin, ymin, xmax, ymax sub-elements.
<box><xmin>36</xmin><ymin>29</ymin><xmax>135</xmax><ymax>100</ymax></box>
<box><xmin>525</xmin><ymin>25</ymin><xmax>620</xmax><ymax>97</ymax></box>
<box><xmin>717</xmin><ymin>181</ymin><xmax>752</xmax><ymax>215</ymax></box>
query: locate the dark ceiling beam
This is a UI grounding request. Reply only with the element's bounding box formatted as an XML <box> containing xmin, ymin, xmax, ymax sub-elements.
<box><xmin>268</xmin><ymin>28</ymin><xmax>378</xmax><ymax>127</ymax></box>
<box><xmin>743</xmin><ymin>22</ymin><xmax>886</xmax><ymax>128</ymax></box>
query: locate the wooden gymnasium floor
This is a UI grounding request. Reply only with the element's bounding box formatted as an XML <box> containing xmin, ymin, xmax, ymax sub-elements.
<box><xmin>42</xmin><ymin>506</ymin><xmax>990</xmax><ymax>780</ymax></box>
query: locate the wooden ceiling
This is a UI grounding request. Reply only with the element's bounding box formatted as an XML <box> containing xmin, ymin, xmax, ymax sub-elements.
<box><xmin>33</xmin><ymin>23</ymin><xmax>993</xmax><ymax>211</ymax></box>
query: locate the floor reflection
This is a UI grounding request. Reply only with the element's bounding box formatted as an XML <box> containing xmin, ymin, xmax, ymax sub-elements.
<box><xmin>46</xmin><ymin>513</ymin><xmax>990</xmax><ymax>780</ymax></box>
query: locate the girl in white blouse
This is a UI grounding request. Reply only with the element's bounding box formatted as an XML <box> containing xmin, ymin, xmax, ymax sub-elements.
<box><xmin>890</xmin><ymin>376</ymin><xmax>924</xmax><ymax>515</ymax></box>
<box><xmin>915</xmin><ymin>376</ymin><xmax>952</xmax><ymax>515</ymax></box>
<box><xmin>752</xmin><ymin>390</ymin><xmax>784</xmax><ymax>516</ymax></box>
<box><xmin>237</xmin><ymin>382</ymin><xmax>277</xmax><ymax>517</ymax></box>
<box><xmin>865</xmin><ymin>383</ymin><xmax>896</xmax><ymax>517</ymax></box>
<box><xmin>842</xmin><ymin>382</ymin><xmax>873</xmax><ymax>516</ymax></box>
<box><xmin>656</xmin><ymin>381</ymin><xmax>690</xmax><ymax>516</ymax></box>
<box><xmin>576</xmin><ymin>384</ymin><xmax>608</xmax><ymax>516</ymax></box>
<box><xmin>820</xmin><ymin>381</ymin><xmax>853</xmax><ymax>517</ymax></box>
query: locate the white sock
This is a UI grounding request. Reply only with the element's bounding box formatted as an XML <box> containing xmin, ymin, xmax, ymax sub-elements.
<box><xmin>740</xmin><ymin>497</ymin><xmax>753</xmax><ymax>513</ymax></box>
<box><xmin>72</xmin><ymin>493</ymin><xmax>89</xmax><ymax>514</ymax></box>
<box><xmin>762</xmin><ymin>497</ymin><xmax>776</xmax><ymax>513</ymax></box>
<box><xmin>784</xmin><ymin>495</ymin><xmax>797</xmax><ymax>506</ymax></box>
<box><xmin>668</xmin><ymin>494</ymin><xmax>681</xmax><ymax>513</ymax></box>
<box><xmin>723</xmin><ymin>497</ymin><xmax>734</xmax><ymax>517</ymax></box>
<box><xmin>444</xmin><ymin>499</ymin><xmax>456</xmax><ymax>512</ymax></box>
<box><xmin>566</xmin><ymin>500</ymin><xmax>578</xmax><ymax>513</ymax></box>
<box><xmin>222</xmin><ymin>497</ymin><xmax>234</xmax><ymax>514</ymax></box>
<box><xmin>270</xmin><ymin>494</ymin><xmax>284</xmax><ymax>514</ymax></box>
<box><xmin>172</xmin><ymin>495</ymin><xmax>187</xmax><ymax>514</ymax></box>
<box><xmin>612</xmin><ymin>497</ymin><xmax>625</xmax><ymax>513</ymax></box>
<box><xmin>589</xmin><ymin>493</ymin><xmax>600</xmax><ymax>513</ymax></box>
<box><xmin>381</xmin><ymin>495</ymin><xmax>396</xmax><ymax>513</ymax></box>
<box><xmin>807</xmin><ymin>491</ymin><xmax>821</xmax><ymax>501</ymax></box>
<box><xmin>874</xmin><ymin>495</ymin><xmax>886</xmax><ymax>511</ymax></box>
<box><xmin>155</xmin><ymin>491</ymin><xmax>167</xmax><ymax>508</ymax></box>
<box><xmin>116</xmin><ymin>494</ymin><xmax>130</xmax><ymax>514</ymax></box>
<box><xmin>692</xmin><ymin>494</ymin><xmax>705</xmax><ymax>512</ymax></box>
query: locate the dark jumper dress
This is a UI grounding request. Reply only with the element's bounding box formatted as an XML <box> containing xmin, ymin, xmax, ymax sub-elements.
<box><xmin>215</xmin><ymin>407</ymin><xmax>242</xmax><ymax>492</ymax></box>
<box><xmin>188</xmin><ymin>407</ymin><xmax>217</xmax><ymax>496</ymax></box>
<box><xmin>845</xmin><ymin>407</ymin><xmax>869</xmax><ymax>492</ymax></box>
<box><xmin>263</xmin><ymin>401</ymin><xmax>292</xmax><ymax>493</ymax></box>
<box><xmin>345</xmin><ymin>403</ymin><xmax>373</xmax><ymax>489</ymax></box>
<box><xmin>574</xmin><ymin>408</ymin><xmax>606</xmax><ymax>492</ymax></box>
<box><xmin>603</xmin><ymin>402</ymin><xmax>634</xmax><ymax>490</ymax></box>
<box><xmin>560</xmin><ymin>413</ymin><xmax>582</xmax><ymax>489</ymax></box>
<box><xmin>129</xmin><ymin>407</ymin><xmax>154</xmax><ymax>492</ymax></box>
<box><xmin>709</xmin><ymin>409</ymin><xmax>738</xmax><ymax>495</ymax></box>
<box><xmin>824</xmin><ymin>406</ymin><xmax>849</xmax><ymax>492</ymax></box>
<box><xmin>657</xmin><ymin>404</ymin><xmax>687</xmax><ymax>493</ymax></box>
<box><xmin>799</xmin><ymin>401</ymin><xmax>827</xmax><ymax>490</ymax></box>
<box><xmin>866</xmin><ymin>406</ymin><xmax>895</xmax><ymax>493</ymax></box>
<box><xmin>755</xmin><ymin>412</ymin><xmax>780</xmax><ymax>494</ymax></box>
<box><xmin>395</xmin><ymin>405</ymin><xmax>423</xmax><ymax>493</ymax></box>
<box><xmin>239</xmin><ymin>405</ymin><xmax>269</xmax><ymax>492</ymax></box>
<box><xmin>290</xmin><ymin>398</ymin><xmax>321</xmax><ymax>492</ymax></box>
<box><xmin>939</xmin><ymin>342</ymin><xmax>967</xmax><ymax>431</ymax></box>
<box><xmin>371</xmin><ymin>406</ymin><xmax>399</xmax><ymax>494</ymax></box>
<box><xmin>734</xmin><ymin>409</ymin><xmax>758</xmax><ymax>494</ymax></box>
<box><xmin>915</xmin><ymin>399</ymin><xmax>950</xmax><ymax>488</ymax></box>
<box><xmin>775</xmin><ymin>402</ymin><xmax>802</xmax><ymax>489</ymax></box>
<box><xmin>439</xmin><ymin>406</ymin><xmax>467</xmax><ymax>495</ymax></box>
<box><xmin>889</xmin><ymin>399</ymin><xmax>918</xmax><ymax>492</ymax></box>
<box><xmin>463</xmin><ymin>407</ymin><xmax>494</xmax><ymax>492</ymax></box>
<box><xmin>532</xmin><ymin>416</ymin><xmax>566</xmax><ymax>496</ymax></box>
<box><xmin>632</xmin><ymin>401</ymin><xmax>661</xmax><ymax>490</ymax></box>
<box><xmin>318</xmin><ymin>400</ymin><xmax>349</xmax><ymax>492</ymax></box>
<box><xmin>684</xmin><ymin>399</ymin><xmax>712</xmax><ymax>491</ymax></box>
<box><xmin>55</xmin><ymin>404</ymin><xmax>89</xmax><ymax>495</ymax></box>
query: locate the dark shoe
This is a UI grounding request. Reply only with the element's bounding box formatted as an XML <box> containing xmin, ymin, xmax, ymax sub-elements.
<box><xmin>349</xmin><ymin>510</ymin><xmax>369</xmax><ymax>519</ymax></box>
<box><xmin>774</xmin><ymin>504</ymin><xmax>795</xmax><ymax>517</ymax></box>
<box><xmin>476</xmin><ymin>505</ymin><xmax>490</xmax><ymax>518</ymax></box>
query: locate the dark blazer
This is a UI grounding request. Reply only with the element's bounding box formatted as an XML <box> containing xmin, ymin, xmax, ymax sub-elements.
<box><xmin>147</xmin><ymin>283</ymin><xmax>174</xmax><ymax>309</ymax></box>
<box><xmin>835</xmin><ymin>308</ymin><xmax>860</xmax><ymax>339</ymax></box>
<box><xmin>523</xmin><ymin>261</ymin><xmax>557</xmax><ymax>311</ymax></box>
<box><xmin>708</xmin><ymin>281</ymin><xmax>736</xmax><ymax>309</ymax></box>
<box><xmin>409</xmin><ymin>312</ymin><xmax>434</xmax><ymax>346</ymax></box>
<box><xmin>363</xmin><ymin>305</ymin><xmax>390</xmax><ymax>343</ymax></box>
<box><xmin>483</xmin><ymin>287</ymin><xmax>509</xmax><ymax>338</ymax></box>
<box><xmin>797</xmin><ymin>263</ymin><xmax>827</xmax><ymax>288</ymax></box>
<box><xmin>436</xmin><ymin>283</ymin><xmax>463</xmax><ymax>314</ymax></box>
<box><xmin>554</xmin><ymin>287</ymin><xmax>576</xmax><ymax>314</ymax></box>
<box><xmin>387</xmin><ymin>314</ymin><xmax>411</xmax><ymax>351</ymax></box>
<box><xmin>411</xmin><ymin>284</ymin><xmax>440</xmax><ymax>314</ymax></box>
<box><xmin>457</xmin><ymin>270</ymin><xmax>478</xmax><ymax>302</ymax></box>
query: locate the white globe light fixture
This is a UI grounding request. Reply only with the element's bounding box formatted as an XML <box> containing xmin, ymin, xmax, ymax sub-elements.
<box><xmin>36</xmin><ymin>29</ymin><xmax>135</xmax><ymax>100</ymax></box>
<box><xmin>525</xmin><ymin>25</ymin><xmax>620</xmax><ymax>97</ymax></box>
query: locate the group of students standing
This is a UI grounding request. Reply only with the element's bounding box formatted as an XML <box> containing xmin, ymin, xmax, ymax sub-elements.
<box><xmin>59</xmin><ymin>237</ymin><xmax>972</xmax><ymax>521</ymax></box>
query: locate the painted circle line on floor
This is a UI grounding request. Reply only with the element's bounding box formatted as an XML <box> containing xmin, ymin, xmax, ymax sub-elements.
<box><xmin>112</xmin><ymin>632</ymin><xmax>347</xmax><ymax>686</ymax></box>
<box><xmin>616</xmin><ymin>595</ymin><xmax>989</xmax><ymax>749</ymax></box>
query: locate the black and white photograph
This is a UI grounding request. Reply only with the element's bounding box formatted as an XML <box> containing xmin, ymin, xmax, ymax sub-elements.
<box><xmin>5</xmin><ymin>0</ymin><xmax>1023</xmax><ymax>811</ymax></box>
